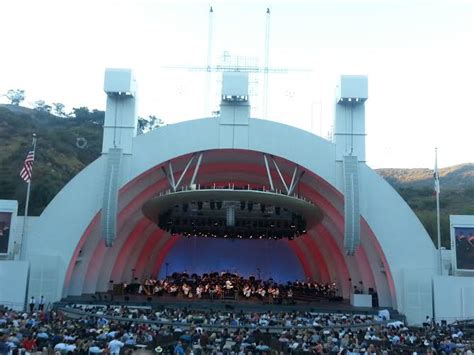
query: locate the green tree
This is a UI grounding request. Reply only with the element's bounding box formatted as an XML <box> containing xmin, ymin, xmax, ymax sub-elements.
<box><xmin>34</xmin><ymin>100</ymin><xmax>52</xmax><ymax>113</ymax></box>
<box><xmin>72</xmin><ymin>107</ymin><xmax>90</xmax><ymax>121</ymax></box>
<box><xmin>137</xmin><ymin>115</ymin><xmax>165</xmax><ymax>134</ymax></box>
<box><xmin>6</xmin><ymin>89</ymin><xmax>25</xmax><ymax>105</ymax></box>
<box><xmin>52</xmin><ymin>102</ymin><xmax>66</xmax><ymax>117</ymax></box>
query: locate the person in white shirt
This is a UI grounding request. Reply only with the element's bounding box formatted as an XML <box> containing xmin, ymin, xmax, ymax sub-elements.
<box><xmin>65</xmin><ymin>343</ymin><xmax>77</xmax><ymax>353</ymax></box>
<box><xmin>108</xmin><ymin>337</ymin><xmax>124</xmax><ymax>355</ymax></box>
<box><xmin>88</xmin><ymin>341</ymin><xmax>103</xmax><ymax>354</ymax></box>
<box><xmin>38</xmin><ymin>295</ymin><xmax>45</xmax><ymax>311</ymax></box>
<box><xmin>29</xmin><ymin>296</ymin><xmax>35</xmax><ymax>313</ymax></box>
<box><xmin>54</xmin><ymin>342</ymin><xmax>67</xmax><ymax>352</ymax></box>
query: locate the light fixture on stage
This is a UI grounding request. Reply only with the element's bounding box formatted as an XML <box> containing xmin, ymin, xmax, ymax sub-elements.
<box><xmin>142</xmin><ymin>185</ymin><xmax>322</xmax><ymax>240</ymax></box>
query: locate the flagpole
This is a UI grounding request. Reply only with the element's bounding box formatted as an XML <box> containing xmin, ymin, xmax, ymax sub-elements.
<box><xmin>19</xmin><ymin>133</ymin><xmax>37</xmax><ymax>260</ymax></box>
<box><xmin>435</xmin><ymin>147</ymin><xmax>442</xmax><ymax>275</ymax></box>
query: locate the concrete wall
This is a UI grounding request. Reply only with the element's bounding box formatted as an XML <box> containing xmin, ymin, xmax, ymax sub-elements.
<box><xmin>359</xmin><ymin>165</ymin><xmax>438</xmax><ymax>320</ymax></box>
<box><xmin>0</xmin><ymin>260</ymin><xmax>29</xmax><ymax>311</ymax></box>
<box><xmin>433</xmin><ymin>275</ymin><xmax>474</xmax><ymax>323</ymax></box>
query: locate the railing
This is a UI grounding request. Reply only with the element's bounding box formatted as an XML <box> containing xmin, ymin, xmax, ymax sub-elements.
<box><xmin>0</xmin><ymin>301</ymin><xmax>25</xmax><ymax>311</ymax></box>
<box><xmin>157</xmin><ymin>183</ymin><xmax>312</xmax><ymax>205</ymax></box>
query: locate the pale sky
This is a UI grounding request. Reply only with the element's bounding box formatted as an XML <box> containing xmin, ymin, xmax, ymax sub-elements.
<box><xmin>0</xmin><ymin>0</ymin><xmax>473</xmax><ymax>169</ymax></box>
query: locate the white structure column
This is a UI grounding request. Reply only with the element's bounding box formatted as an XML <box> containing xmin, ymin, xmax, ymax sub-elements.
<box><xmin>102</xmin><ymin>69</ymin><xmax>138</xmax><ymax>155</ymax></box>
<box><xmin>218</xmin><ymin>72</ymin><xmax>250</xmax><ymax>149</ymax></box>
<box><xmin>333</xmin><ymin>76</ymin><xmax>368</xmax><ymax>255</ymax></box>
<box><xmin>333</xmin><ymin>75</ymin><xmax>368</xmax><ymax>162</ymax></box>
<box><xmin>101</xmin><ymin>69</ymin><xmax>138</xmax><ymax>246</ymax></box>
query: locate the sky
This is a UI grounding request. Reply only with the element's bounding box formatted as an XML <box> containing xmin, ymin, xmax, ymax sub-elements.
<box><xmin>0</xmin><ymin>0</ymin><xmax>473</xmax><ymax>169</ymax></box>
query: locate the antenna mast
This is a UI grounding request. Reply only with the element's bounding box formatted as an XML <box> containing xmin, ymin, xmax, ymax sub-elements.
<box><xmin>263</xmin><ymin>7</ymin><xmax>271</xmax><ymax>119</ymax></box>
<box><xmin>205</xmin><ymin>5</ymin><xmax>214</xmax><ymax>115</ymax></box>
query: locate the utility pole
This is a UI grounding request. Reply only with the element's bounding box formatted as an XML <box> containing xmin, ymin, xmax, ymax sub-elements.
<box><xmin>434</xmin><ymin>148</ymin><xmax>442</xmax><ymax>274</ymax></box>
<box><xmin>205</xmin><ymin>5</ymin><xmax>214</xmax><ymax>115</ymax></box>
<box><xmin>263</xmin><ymin>7</ymin><xmax>271</xmax><ymax>119</ymax></box>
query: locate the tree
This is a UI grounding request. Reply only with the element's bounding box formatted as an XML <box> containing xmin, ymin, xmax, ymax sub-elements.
<box><xmin>52</xmin><ymin>102</ymin><xmax>66</xmax><ymax>117</ymax></box>
<box><xmin>137</xmin><ymin>115</ymin><xmax>165</xmax><ymax>134</ymax></box>
<box><xmin>34</xmin><ymin>100</ymin><xmax>52</xmax><ymax>113</ymax></box>
<box><xmin>6</xmin><ymin>89</ymin><xmax>25</xmax><ymax>105</ymax></box>
<box><xmin>148</xmin><ymin>115</ymin><xmax>165</xmax><ymax>129</ymax></box>
<box><xmin>72</xmin><ymin>107</ymin><xmax>90</xmax><ymax>121</ymax></box>
<box><xmin>71</xmin><ymin>107</ymin><xmax>104</xmax><ymax>124</ymax></box>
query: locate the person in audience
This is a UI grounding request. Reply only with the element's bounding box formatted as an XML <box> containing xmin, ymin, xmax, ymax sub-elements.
<box><xmin>108</xmin><ymin>335</ymin><xmax>124</xmax><ymax>355</ymax></box>
<box><xmin>1</xmin><ymin>304</ymin><xmax>473</xmax><ymax>354</ymax></box>
<box><xmin>29</xmin><ymin>296</ymin><xmax>35</xmax><ymax>313</ymax></box>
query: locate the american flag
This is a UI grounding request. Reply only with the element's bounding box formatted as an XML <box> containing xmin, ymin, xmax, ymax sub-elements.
<box><xmin>434</xmin><ymin>170</ymin><xmax>440</xmax><ymax>195</ymax></box>
<box><xmin>20</xmin><ymin>150</ymin><xmax>35</xmax><ymax>183</ymax></box>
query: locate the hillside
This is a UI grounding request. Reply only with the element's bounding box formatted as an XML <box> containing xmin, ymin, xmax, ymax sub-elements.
<box><xmin>0</xmin><ymin>104</ymin><xmax>473</xmax><ymax>248</ymax></box>
<box><xmin>376</xmin><ymin>166</ymin><xmax>474</xmax><ymax>248</ymax></box>
<box><xmin>0</xmin><ymin>104</ymin><xmax>103</xmax><ymax>215</ymax></box>
<box><xmin>377</xmin><ymin>164</ymin><xmax>474</xmax><ymax>190</ymax></box>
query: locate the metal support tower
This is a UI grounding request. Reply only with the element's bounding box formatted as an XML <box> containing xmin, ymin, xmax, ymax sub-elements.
<box><xmin>263</xmin><ymin>7</ymin><xmax>271</xmax><ymax>119</ymax></box>
<box><xmin>205</xmin><ymin>5</ymin><xmax>214</xmax><ymax>114</ymax></box>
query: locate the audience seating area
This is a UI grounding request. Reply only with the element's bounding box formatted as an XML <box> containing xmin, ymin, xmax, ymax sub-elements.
<box><xmin>1</xmin><ymin>304</ymin><xmax>473</xmax><ymax>354</ymax></box>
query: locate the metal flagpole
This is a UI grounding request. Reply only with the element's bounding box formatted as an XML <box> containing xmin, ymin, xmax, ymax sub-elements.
<box><xmin>19</xmin><ymin>133</ymin><xmax>37</xmax><ymax>260</ymax></box>
<box><xmin>435</xmin><ymin>147</ymin><xmax>442</xmax><ymax>275</ymax></box>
